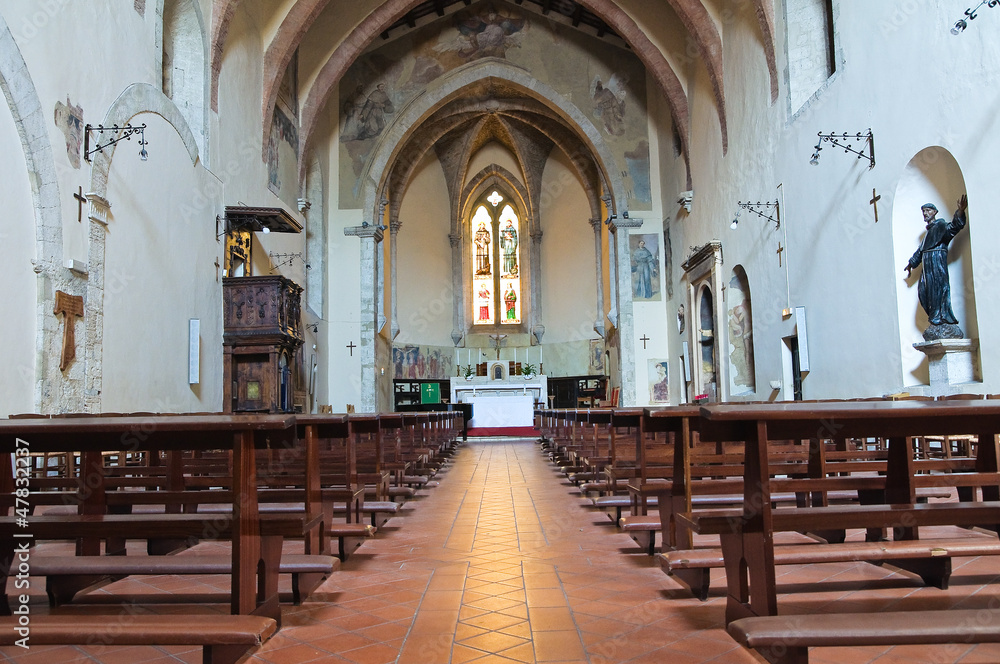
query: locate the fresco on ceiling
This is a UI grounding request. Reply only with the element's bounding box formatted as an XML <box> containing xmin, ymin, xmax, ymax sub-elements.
<box><xmin>338</xmin><ymin>0</ymin><xmax>650</xmax><ymax>210</ymax></box>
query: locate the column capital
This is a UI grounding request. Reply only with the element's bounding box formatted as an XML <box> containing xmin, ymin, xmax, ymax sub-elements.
<box><xmin>390</xmin><ymin>218</ymin><xmax>402</xmax><ymax>234</ymax></box>
<box><xmin>449</xmin><ymin>233</ymin><xmax>462</xmax><ymax>248</ymax></box>
<box><xmin>530</xmin><ymin>230</ymin><xmax>543</xmax><ymax>241</ymax></box>
<box><xmin>589</xmin><ymin>218</ymin><xmax>602</xmax><ymax>231</ymax></box>
<box><xmin>344</xmin><ymin>225</ymin><xmax>384</xmax><ymax>242</ymax></box>
<box><xmin>608</xmin><ymin>218</ymin><xmax>643</xmax><ymax>233</ymax></box>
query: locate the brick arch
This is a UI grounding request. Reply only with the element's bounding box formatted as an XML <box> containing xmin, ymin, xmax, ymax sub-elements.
<box><xmin>293</xmin><ymin>0</ymin><xmax>695</xmax><ymax>189</ymax></box>
<box><xmin>209</xmin><ymin>0</ymin><xmax>240</xmax><ymax>111</ymax></box>
<box><xmin>753</xmin><ymin>0</ymin><xmax>780</xmax><ymax>103</ymax></box>
<box><xmin>0</xmin><ymin>13</ymin><xmax>76</xmax><ymax>412</ymax></box>
<box><xmin>260</xmin><ymin>0</ymin><xmax>331</xmax><ymax>157</ymax></box>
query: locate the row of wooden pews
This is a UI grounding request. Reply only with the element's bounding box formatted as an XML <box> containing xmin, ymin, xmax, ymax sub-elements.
<box><xmin>537</xmin><ymin>399</ymin><xmax>1000</xmax><ymax>663</ymax></box>
<box><xmin>0</xmin><ymin>410</ymin><xmax>462</xmax><ymax>664</ymax></box>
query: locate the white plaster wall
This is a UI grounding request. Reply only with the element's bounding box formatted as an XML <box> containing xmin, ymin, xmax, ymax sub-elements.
<box><xmin>102</xmin><ymin>113</ymin><xmax>222</xmax><ymax>412</ymax></box>
<box><xmin>1</xmin><ymin>2</ymin><xmax>156</xmax><ymax>266</ymax></box>
<box><xmin>465</xmin><ymin>143</ymin><xmax>524</xmax><ymax>191</ymax></box>
<box><xmin>396</xmin><ymin>151</ymin><xmax>453</xmax><ymax>347</ymax></box>
<box><xmin>0</xmin><ymin>89</ymin><xmax>36</xmax><ymax>416</ymax></box>
<box><xmin>540</xmin><ymin>148</ymin><xmax>595</xmax><ymax>344</ymax></box>
<box><xmin>658</xmin><ymin>1</ymin><xmax>1000</xmax><ymax>399</ymax></box>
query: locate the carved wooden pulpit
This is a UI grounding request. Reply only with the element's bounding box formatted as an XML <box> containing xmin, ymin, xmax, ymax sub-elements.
<box><xmin>222</xmin><ymin>275</ymin><xmax>303</xmax><ymax>413</ymax></box>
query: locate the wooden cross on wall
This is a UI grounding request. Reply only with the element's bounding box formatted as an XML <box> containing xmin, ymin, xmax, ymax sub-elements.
<box><xmin>776</xmin><ymin>243</ymin><xmax>784</xmax><ymax>267</ymax></box>
<box><xmin>870</xmin><ymin>188</ymin><xmax>881</xmax><ymax>223</ymax></box>
<box><xmin>73</xmin><ymin>187</ymin><xmax>87</xmax><ymax>223</ymax></box>
<box><xmin>346</xmin><ymin>341</ymin><xmax>357</xmax><ymax>356</ymax></box>
<box><xmin>54</xmin><ymin>290</ymin><xmax>83</xmax><ymax>371</ymax></box>
<box><xmin>640</xmin><ymin>335</ymin><xmax>650</xmax><ymax>349</ymax></box>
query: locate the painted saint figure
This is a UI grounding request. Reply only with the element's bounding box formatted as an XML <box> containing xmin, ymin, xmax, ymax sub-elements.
<box><xmin>475</xmin><ymin>222</ymin><xmax>492</xmax><ymax>275</ymax></box>
<box><xmin>500</xmin><ymin>220</ymin><xmax>518</xmax><ymax>276</ymax></box>
<box><xmin>904</xmin><ymin>195</ymin><xmax>968</xmax><ymax>338</ymax></box>
<box><xmin>356</xmin><ymin>83</ymin><xmax>394</xmax><ymax>140</ymax></box>
<box><xmin>478</xmin><ymin>283</ymin><xmax>491</xmax><ymax>323</ymax></box>
<box><xmin>504</xmin><ymin>284</ymin><xmax>517</xmax><ymax>321</ymax></box>
<box><xmin>632</xmin><ymin>239</ymin><xmax>656</xmax><ymax>299</ymax></box>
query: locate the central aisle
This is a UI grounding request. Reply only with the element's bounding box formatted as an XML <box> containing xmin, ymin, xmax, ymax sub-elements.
<box><xmin>254</xmin><ymin>440</ymin><xmax>754</xmax><ymax>664</ymax></box>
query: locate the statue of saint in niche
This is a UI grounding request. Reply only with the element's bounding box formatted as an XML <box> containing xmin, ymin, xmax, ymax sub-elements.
<box><xmin>904</xmin><ymin>195</ymin><xmax>968</xmax><ymax>340</ymax></box>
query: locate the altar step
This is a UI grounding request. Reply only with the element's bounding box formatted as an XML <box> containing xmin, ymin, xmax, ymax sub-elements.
<box><xmin>467</xmin><ymin>426</ymin><xmax>540</xmax><ymax>438</ymax></box>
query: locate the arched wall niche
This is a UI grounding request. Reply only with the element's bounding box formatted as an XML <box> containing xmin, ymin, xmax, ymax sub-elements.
<box><xmin>727</xmin><ymin>265</ymin><xmax>756</xmax><ymax>397</ymax></box>
<box><xmin>892</xmin><ymin>146</ymin><xmax>977</xmax><ymax>387</ymax></box>
<box><xmin>697</xmin><ymin>285</ymin><xmax>717</xmax><ymax>400</ymax></box>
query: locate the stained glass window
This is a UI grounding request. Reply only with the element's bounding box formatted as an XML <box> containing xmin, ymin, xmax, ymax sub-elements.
<box><xmin>471</xmin><ymin>192</ymin><xmax>521</xmax><ymax>326</ymax></box>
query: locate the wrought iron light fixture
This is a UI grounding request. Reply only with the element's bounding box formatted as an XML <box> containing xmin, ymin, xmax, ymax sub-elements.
<box><xmin>84</xmin><ymin>123</ymin><xmax>148</xmax><ymax>162</ymax></box>
<box><xmin>731</xmin><ymin>200</ymin><xmax>780</xmax><ymax>230</ymax></box>
<box><xmin>810</xmin><ymin>130</ymin><xmax>875</xmax><ymax>169</ymax></box>
<box><xmin>951</xmin><ymin>0</ymin><xmax>999</xmax><ymax>34</ymax></box>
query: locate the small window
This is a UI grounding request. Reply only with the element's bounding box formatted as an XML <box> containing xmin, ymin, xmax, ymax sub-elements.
<box><xmin>786</xmin><ymin>0</ymin><xmax>836</xmax><ymax>113</ymax></box>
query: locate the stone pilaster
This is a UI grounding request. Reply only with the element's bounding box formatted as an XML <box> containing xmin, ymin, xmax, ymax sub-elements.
<box><xmin>344</xmin><ymin>224</ymin><xmax>384</xmax><ymax>412</ymax></box>
<box><xmin>609</xmin><ymin>217</ymin><xmax>643</xmax><ymax>407</ymax></box>
<box><xmin>450</xmin><ymin>233</ymin><xmax>464</xmax><ymax>346</ymax></box>
<box><xmin>530</xmin><ymin>229</ymin><xmax>543</xmax><ymax>344</ymax></box>
<box><xmin>84</xmin><ymin>193</ymin><xmax>111</xmax><ymax>413</ymax></box>
<box><xmin>390</xmin><ymin>218</ymin><xmax>402</xmax><ymax>340</ymax></box>
<box><xmin>589</xmin><ymin>218</ymin><xmax>605</xmax><ymax>338</ymax></box>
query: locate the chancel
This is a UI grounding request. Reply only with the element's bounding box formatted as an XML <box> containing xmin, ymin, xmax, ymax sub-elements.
<box><xmin>5</xmin><ymin>2</ymin><xmax>1000</xmax><ymax>662</ymax></box>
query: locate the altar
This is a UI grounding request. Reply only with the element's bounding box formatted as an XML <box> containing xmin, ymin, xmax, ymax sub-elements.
<box><xmin>450</xmin><ymin>374</ymin><xmax>547</xmax><ymax>431</ymax></box>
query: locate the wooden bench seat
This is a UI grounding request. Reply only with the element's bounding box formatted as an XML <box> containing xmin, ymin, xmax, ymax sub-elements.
<box><xmin>19</xmin><ymin>553</ymin><xmax>337</xmax><ymax>606</ymax></box>
<box><xmin>727</xmin><ymin>609</ymin><xmax>1000</xmax><ymax>664</ymax></box>
<box><xmin>0</xmin><ymin>614</ymin><xmax>276</xmax><ymax>664</ymax></box>
<box><xmin>662</xmin><ymin>536</ymin><xmax>1000</xmax><ymax>600</ymax></box>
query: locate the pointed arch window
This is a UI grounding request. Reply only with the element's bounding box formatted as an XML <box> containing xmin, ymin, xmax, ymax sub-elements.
<box><xmin>471</xmin><ymin>190</ymin><xmax>522</xmax><ymax>326</ymax></box>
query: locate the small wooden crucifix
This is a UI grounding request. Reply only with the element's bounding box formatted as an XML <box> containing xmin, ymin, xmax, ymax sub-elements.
<box><xmin>776</xmin><ymin>242</ymin><xmax>784</xmax><ymax>267</ymax></box>
<box><xmin>54</xmin><ymin>290</ymin><xmax>84</xmax><ymax>371</ymax></box>
<box><xmin>489</xmin><ymin>333</ymin><xmax>507</xmax><ymax>360</ymax></box>
<box><xmin>214</xmin><ymin>258</ymin><xmax>221</xmax><ymax>282</ymax></box>
<box><xmin>346</xmin><ymin>341</ymin><xmax>357</xmax><ymax>356</ymax></box>
<box><xmin>73</xmin><ymin>187</ymin><xmax>88</xmax><ymax>223</ymax></box>
<box><xmin>640</xmin><ymin>335</ymin><xmax>650</xmax><ymax>349</ymax></box>
<box><xmin>870</xmin><ymin>188</ymin><xmax>881</xmax><ymax>223</ymax></box>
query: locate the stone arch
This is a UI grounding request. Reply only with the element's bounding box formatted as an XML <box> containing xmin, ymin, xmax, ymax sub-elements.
<box><xmin>892</xmin><ymin>146</ymin><xmax>977</xmax><ymax>388</ymax></box>
<box><xmin>294</xmin><ymin>0</ymin><xmax>695</xmax><ymax>188</ymax></box>
<box><xmin>0</xmin><ymin>13</ymin><xmax>77</xmax><ymax>412</ymax></box>
<box><xmin>726</xmin><ymin>265</ymin><xmax>755</xmax><ymax>396</ymax></box>
<box><xmin>460</xmin><ymin>165</ymin><xmax>532</xmax><ymax>238</ymax></box>
<box><xmin>89</xmin><ymin>82</ymin><xmax>199</xmax><ymax>197</ymax></box>
<box><xmin>209</xmin><ymin>0</ymin><xmax>240</xmax><ymax>111</ymax></box>
<box><xmin>360</xmin><ymin>61</ymin><xmax>627</xmax><ymax>228</ymax></box>
<box><xmin>158</xmin><ymin>0</ymin><xmax>209</xmax><ymax>157</ymax></box>
<box><xmin>304</xmin><ymin>151</ymin><xmax>325</xmax><ymax>319</ymax></box>
<box><xmin>84</xmin><ymin>83</ymin><xmax>202</xmax><ymax>412</ymax></box>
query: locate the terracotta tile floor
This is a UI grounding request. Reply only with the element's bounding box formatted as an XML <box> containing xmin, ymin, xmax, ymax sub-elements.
<box><xmin>4</xmin><ymin>439</ymin><xmax>1000</xmax><ymax>663</ymax></box>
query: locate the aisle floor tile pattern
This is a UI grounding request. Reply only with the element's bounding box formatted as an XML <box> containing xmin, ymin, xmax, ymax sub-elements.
<box><xmin>4</xmin><ymin>439</ymin><xmax>1000</xmax><ymax>663</ymax></box>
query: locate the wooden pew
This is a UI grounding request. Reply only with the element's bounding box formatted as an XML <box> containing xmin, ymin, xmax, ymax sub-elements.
<box><xmin>728</xmin><ymin>609</ymin><xmax>1000</xmax><ymax>664</ymax></box>
<box><xmin>0</xmin><ymin>614</ymin><xmax>277</xmax><ymax>664</ymax></box>
<box><xmin>0</xmin><ymin>414</ymin><xmax>309</xmax><ymax>622</ymax></box>
<box><xmin>690</xmin><ymin>399</ymin><xmax>1000</xmax><ymax>625</ymax></box>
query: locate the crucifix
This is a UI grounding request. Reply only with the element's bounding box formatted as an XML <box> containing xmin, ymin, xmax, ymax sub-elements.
<box><xmin>776</xmin><ymin>242</ymin><xmax>784</xmax><ymax>267</ymax></box>
<box><xmin>53</xmin><ymin>290</ymin><xmax>84</xmax><ymax>371</ymax></box>
<box><xmin>214</xmin><ymin>257</ymin><xmax>221</xmax><ymax>282</ymax></box>
<box><xmin>489</xmin><ymin>333</ymin><xmax>507</xmax><ymax>360</ymax></box>
<box><xmin>640</xmin><ymin>335</ymin><xmax>650</xmax><ymax>349</ymax></box>
<box><xmin>870</xmin><ymin>188</ymin><xmax>881</xmax><ymax>223</ymax></box>
<box><xmin>73</xmin><ymin>187</ymin><xmax>87</xmax><ymax>223</ymax></box>
<box><xmin>346</xmin><ymin>341</ymin><xmax>356</xmax><ymax>356</ymax></box>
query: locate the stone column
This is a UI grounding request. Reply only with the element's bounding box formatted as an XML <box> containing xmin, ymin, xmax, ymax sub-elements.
<box><xmin>344</xmin><ymin>224</ymin><xmax>384</xmax><ymax>412</ymax></box>
<box><xmin>390</xmin><ymin>218</ymin><xmax>402</xmax><ymax>340</ymax></box>
<box><xmin>530</xmin><ymin>230</ymin><xmax>544</xmax><ymax>344</ymax></box>
<box><xmin>84</xmin><ymin>193</ymin><xmax>112</xmax><ymax>413</ymax></box>
<box><xmin>609</xmin><ymin>217</ymin><xmax>643</xmax><ymax>406</ymax></box>
<box><xmin>376</xmin><ymin>198</ymin><xmax>387</xmax><ymax>335</ymax></box>
<box><xmin>450</xmin><ymin>233</ymin><xmax>465</xmax><ymax>347</ymax></box>
<box><xmin>589</xmin><ymin>218</ymin><xmax>605</xmax><ymax>338</ymax></box>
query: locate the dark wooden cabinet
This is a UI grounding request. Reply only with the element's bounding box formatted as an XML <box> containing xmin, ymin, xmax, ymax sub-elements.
<box><xmin>394</xmin><ymin>380</ymin><xmax>450</xmax><ymax>410</ymax></box>
<box><xmin>223</xmin><ymin>275</ymin><xmax>303</xmax><ymax>413</ymax></box>
<box><xmin>547</xmin><ymin>375</ymin><xmax>607</xmax><ymax>408</ymax></box>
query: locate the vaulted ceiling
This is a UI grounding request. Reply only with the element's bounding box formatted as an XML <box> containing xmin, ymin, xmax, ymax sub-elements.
<box><xmin>209</xmin><ymin>0</ymin><xmax>778</xmax><ymax>200</ymax></box>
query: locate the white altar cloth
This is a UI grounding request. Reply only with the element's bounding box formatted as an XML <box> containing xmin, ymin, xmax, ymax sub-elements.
<box><xmin>466</xmin><ymin>395</ymin><xmax>534</xmax><ymax>429</ymax></box>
